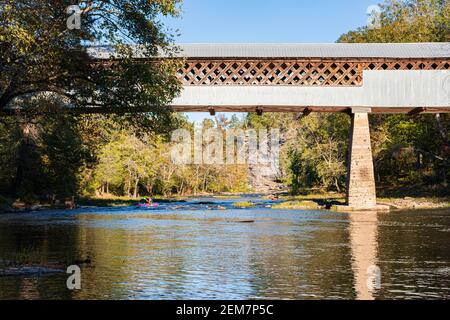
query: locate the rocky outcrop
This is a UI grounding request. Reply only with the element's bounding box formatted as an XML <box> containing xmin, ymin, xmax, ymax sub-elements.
<box><xmin>248</xmin><ymin>163</ymin><xmax>284</xmax><ymax>193</ymax></box>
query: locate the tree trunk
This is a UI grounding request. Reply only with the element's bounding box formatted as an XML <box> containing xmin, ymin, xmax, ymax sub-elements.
<box><xmin>179</xmin><ymin>181</ymin><xmax>184</xmax><ymax>196</ymax></box>
<box><xmin>126</xmin><ymin>179</ymin><xmax>131</xmax><ymax>197</ymax></box>
<box><xmin>435</xmin><ymin>114</ymin><xmax>448</xmax><ymax>141</ymax></box>
<box><xmin>12</xmin><ymin>122</ymin><xmax>38</xmax><ymax>197</ymax></box>
<box><xmin>335</xmin><ymin>177</ymin><xmax>341</xmax><ymax>193</ymax></box>
<box><xmin>133</xmin><ymin>179</ymin><xmax>139</xmax><ymax>199</ymax></box>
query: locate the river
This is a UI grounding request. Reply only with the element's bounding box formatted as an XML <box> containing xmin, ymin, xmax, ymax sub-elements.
<box><xmin>0</xmin><ymin>196</ymin><xmax>449</xmax><ymax>300</ymax></box>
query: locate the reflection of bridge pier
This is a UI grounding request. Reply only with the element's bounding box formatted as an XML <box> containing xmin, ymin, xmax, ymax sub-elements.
<box><xmin>348</xmin><ymin>212</ymin><xmax>379</xmax><ymax>300</ymax></box>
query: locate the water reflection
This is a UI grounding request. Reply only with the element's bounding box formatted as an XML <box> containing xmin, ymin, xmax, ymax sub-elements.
<box><xmin>348</xmin><ymin>212</ymin><xmax>379</xmax><ymax>300</ymax></box>
<box><xmin>0</xmin><ymin>203</ymin><xmax>449</xmax><ymax>300</ymax></box>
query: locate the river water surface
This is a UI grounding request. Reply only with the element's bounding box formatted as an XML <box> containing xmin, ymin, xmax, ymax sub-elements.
<box><xmin>0</xmin><ymin>196</ymin><xmax>449</xmax><ymax>300</ymax></box>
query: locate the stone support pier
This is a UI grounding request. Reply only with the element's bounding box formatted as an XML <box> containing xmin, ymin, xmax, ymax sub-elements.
<box><xmin>346</xmin><ymin>108</ymin><xmax>378</xmax><ymax>209</ymax></box>
<box><xmin>333</xmin><ymin>108</ymin><xmax>390</xmax><ymax>212</ymax></box>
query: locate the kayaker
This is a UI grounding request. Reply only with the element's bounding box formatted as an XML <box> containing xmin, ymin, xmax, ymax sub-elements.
<box><xmin>146</xmin><ymin>197</ymin><xmax>153</xmax><ymax>205</ymax></box>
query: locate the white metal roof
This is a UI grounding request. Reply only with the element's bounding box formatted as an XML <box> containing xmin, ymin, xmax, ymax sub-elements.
<box><xmin>89</xmin><ymin>43</ymin><xmax>450</xmax><ymax>59</ymax></box>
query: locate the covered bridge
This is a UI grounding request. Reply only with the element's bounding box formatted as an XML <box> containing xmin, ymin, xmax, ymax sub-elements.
<box><xmin>93</xmin><ymin>43</ymin><xmax>450</xmax><ymax>210</ymax></box>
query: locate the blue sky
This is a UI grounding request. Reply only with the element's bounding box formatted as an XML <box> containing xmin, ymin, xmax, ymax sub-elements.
<box><xmin>162</xmin><ymin>0</ymin><xmax>381</xmax><ymax>121</ymax></box>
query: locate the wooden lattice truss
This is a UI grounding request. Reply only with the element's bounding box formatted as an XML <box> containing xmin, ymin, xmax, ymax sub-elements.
<box><xmin>178</xmin><ymin>58</ymin><xmax>450</xmax><ymax>86</ymax></box>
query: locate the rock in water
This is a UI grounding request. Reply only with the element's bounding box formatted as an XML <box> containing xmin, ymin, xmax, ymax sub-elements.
<box><xmin>0</xmin><ymin>266</ymin><xmax>65</xmax><ymax>277</ymax></box>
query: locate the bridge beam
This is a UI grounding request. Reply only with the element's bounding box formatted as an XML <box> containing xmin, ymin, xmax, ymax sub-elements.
<box><xmin>408</xmin><ymin>107</ymin><xmax>426</xmax><ymax>117</ymax></box>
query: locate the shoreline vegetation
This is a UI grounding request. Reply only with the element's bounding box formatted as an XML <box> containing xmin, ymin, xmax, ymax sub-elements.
<box><xmin>1</xmin><ymin>188</ymin><xmax>449</xmax><ymax>214</ymax></box>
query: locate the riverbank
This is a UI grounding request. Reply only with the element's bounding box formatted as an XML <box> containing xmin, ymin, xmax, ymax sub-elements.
<box><xmin>378</xmin><ymin>197</ymin><xmax>450</xmax><ymax>210</ymax></box>
<box><xmin>1</xmin><ymin>191</ymin><xmax>450</xmax><ymax>213</ymax></box>
<box><xmin>268</xmin><ymin>192</ymin><xmax>450</xmax><ymax>211</ymax></box>
<box><xmin>77</xmin><ymin>196</ymin><xmax>189</xmax><ymax>207</ymax></box>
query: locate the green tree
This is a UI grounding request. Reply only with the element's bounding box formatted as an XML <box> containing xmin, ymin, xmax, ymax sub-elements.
<box><xmin>339</xmin><ymin>0</ymin><xmax>450</xmax><ymax>190</ymax></box>
<box><xmin>0</xmin><ymin>0</ymin><xmax>182</xmax><ymax>132</ymax></box>
<box><xmin>338</xmin><ymin>0</ymin><xmax>450</xmax><ymax>43</ymax></box>
<box><xmin>286</xmin><ymin>114</ymin><xmax>349</xmax><ymax>193</ymax></box>
<box><xmin>0</xmin><ymin>0</ymin><xmax>184</xmax><ymax>201</ymax></box>
<box><xmin>0</xmin><ymin>103</ymin><xmax>88</xmax><ymax>201</ymax></box>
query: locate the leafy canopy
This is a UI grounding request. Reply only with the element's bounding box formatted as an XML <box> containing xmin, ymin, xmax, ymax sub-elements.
<box><xmin>338</xmin><ymin>0</ymin><xmax>450</xmax><ymax>43</ymax></box>
<box><xmin>0</xmin><ymin>0</ymin><xmax>183</xmax><ymax>132</ymax></box>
